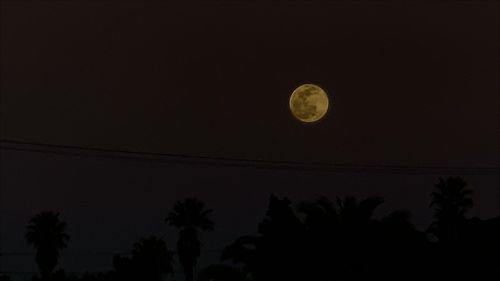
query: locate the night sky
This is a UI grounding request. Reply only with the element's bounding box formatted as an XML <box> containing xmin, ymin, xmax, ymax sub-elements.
<box><xmin>1</xmin><ymin>0</ymin><xmax>499</xmax><ymax>276</ymax></box>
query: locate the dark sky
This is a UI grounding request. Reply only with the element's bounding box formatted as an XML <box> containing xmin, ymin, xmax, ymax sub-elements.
<box><xmin>1</xmin><ymin>0</ymin><xmax>499</xmax><ymax>275</ymax></box>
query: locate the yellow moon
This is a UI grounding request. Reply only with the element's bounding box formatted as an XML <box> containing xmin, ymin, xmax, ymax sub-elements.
<box><xmin>289</xmin><ymin>84</ymin><xmax>329</xmax><ymax>122</ymax></box>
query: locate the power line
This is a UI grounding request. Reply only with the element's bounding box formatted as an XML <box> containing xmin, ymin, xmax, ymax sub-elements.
<box><xmin>0</xmin><ymin>139</ymin><xmax>498</xmax><ymax>175</ymax></box>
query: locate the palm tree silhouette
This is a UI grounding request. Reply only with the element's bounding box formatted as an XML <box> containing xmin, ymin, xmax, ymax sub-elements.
<box><xmin>429</xmin><ymin>177</ymin><xmax>473</xmax><ymax>244</ymax></box>
<box><xmin>25</xmin><ymin>211</ymin><xmax>69</xmax><ymax>281</ymax></box>
<box><xmin>166</xmin><ymin>198</ymin><xmax>214</xmax><ymax>281</ymax></box>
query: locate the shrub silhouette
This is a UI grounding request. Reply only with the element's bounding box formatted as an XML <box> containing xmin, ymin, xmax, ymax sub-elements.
<box><xmin>112</xmin><ymin>236</ymin><xmax>174</xmax><ymax>281</ymax></box>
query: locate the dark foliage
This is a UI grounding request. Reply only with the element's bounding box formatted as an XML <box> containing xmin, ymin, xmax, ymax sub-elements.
<box><xmin>166</xmin><ymin>197</ymin><xmax>214</xmax><ymax>281</ymax></box>
<box><xmin>112</xmin><ymin>236</ymin><xmax>174</xmax><ymax>281</ymax></box>
<box><xmin>21</xmin><ymin>177</ymin><xmax>499</xmax><ymax>281</ymax></box>
<box><xmin>25</xmin><ymin>211</ymin><xmax>69</xmax><ymax>281</ymax></box>
<box><xmin>0</xmin><ymin>274</ymin><xmax>13</xmax><ymax>281</ymax></box>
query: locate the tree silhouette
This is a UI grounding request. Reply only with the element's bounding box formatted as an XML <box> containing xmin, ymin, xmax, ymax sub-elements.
<box><xmin>196</xmin><ymin>264</ymin><xmax>248</xmax><ymax>281</ymax></box>
<box><xmin>166</xmin><ymin>198</ymin><xmax>214</xmax><ymax>281</ymax></box>
<box><xmin>427</xmin><ymin>177</ymin><xmax>478</xmax><ymax>279</ymax></box>
<box><xmin>220</xmin><ymin>194</ymin><xmax>427</xmax><ymax>281</ymax></box>
<box><xmin>13</xmin><ymin>180</ymin><xmax>499</xmax><ymax>281</ymax></box>
<box><xmin>297</xmin><ymin>195</ymin><xmax>384</xmax><ymax>236</ymax></box>
<box><xmin>336</xmin><ymin>196</ymin><xmax>384</xmax><ymax>225</ymax></box>
<box><xmin>296</xmin><ymin>196</ymin><xmax>386</xmax><ymax>280</ymax></box>
<box><xmin>132</xmin><ymin>236</ymin><xmax>174</xmax><ymax>281</ymax></box>
<box><xmin>223</xmin><ymin>195</ymin><xmax>307</xmax><ymax>281</ymax></box>
<box><xmin>429</xmin><ymin>177</ymin><xmax>473</xmax><ymax>244</ymax></box>
<box><xmin>220</xmin><ymin>235</ymin><xmax>258</xmax><ymax>278</ymax></box>
<box><xmin>0</xmin><ymin>274</ymin><xmax>13</xmax><ymax>281</ymax></box>
<box><xmin>25</xmin><ymin>211</ymin><xmax>69</xmax><ymax>281</ymax></box>
<box><xmin>113</xmin><ymin>236</ymin><xmax>174</xmax><ymax>281</ymax></box>
<box><xmin>257</xmin><ymin>195</ymin><xmax>306</xmax><ymax>281</ymax></box>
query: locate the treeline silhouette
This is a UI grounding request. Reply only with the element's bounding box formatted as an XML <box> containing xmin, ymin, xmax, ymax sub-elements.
<box><xmin>2</xmin><ymin>177</ymin><xmax>499</xmax><ymax>281</ymax></box>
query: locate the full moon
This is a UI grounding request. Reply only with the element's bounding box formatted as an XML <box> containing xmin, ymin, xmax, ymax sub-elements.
<box><xmin>289</xmin><ymin>84</ymin><xmax>329</xmax><ymax>122</ymax></box>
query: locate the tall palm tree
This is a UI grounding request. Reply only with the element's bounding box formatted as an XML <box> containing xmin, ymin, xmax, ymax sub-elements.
<box><xmin>25</xmin><ymin>211</ymin><xmax>69</xmax><ymax>281</ymax></box>
<box><xmin>429</xmin><ymin>177</ymin><xmax>473</xmax><ymax>244</ymax></box>
<box><xmin>166</xmin><ymin>198</ymin><xmax>214</xmax><ymax>281</ymax></box>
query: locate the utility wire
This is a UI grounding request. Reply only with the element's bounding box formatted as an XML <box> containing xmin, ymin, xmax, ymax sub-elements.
<box><xmin>0</xmin><ymin>139</ymin><xmax>498</xmax><ymax>175</ymax></box>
